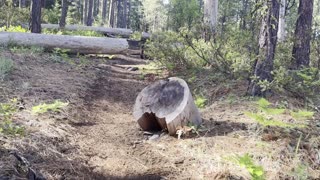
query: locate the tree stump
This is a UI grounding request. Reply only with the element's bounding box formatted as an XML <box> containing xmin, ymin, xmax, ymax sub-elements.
<box><xmin>133</xmin><ymin>77</ymin><xmax>202</xmax><ymax>135</ymax></box>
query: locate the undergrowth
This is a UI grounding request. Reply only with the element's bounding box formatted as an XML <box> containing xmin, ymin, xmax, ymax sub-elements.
<box><xmin>245</xmin><ymin>98</ymin><xmax>313</xmax><ymax>129</ymax></box>
<box><xmin>32</xmin><ymin>100</ymin><xmax>69</xmax><ymax>115</ymax></box>
<box><xmin>0</xmin><ymin>56</ymin><xmax>14</xmax><ymax>80</ymax></box>
<box><xmin>0</xmin><ymin>99</ymin><xmax>24</xmax><ymax>136</ymax></box>
<box><xmin>231</xmin><ymin>154</ymin><xmax>265</xmax><ymax>180</ymax></box>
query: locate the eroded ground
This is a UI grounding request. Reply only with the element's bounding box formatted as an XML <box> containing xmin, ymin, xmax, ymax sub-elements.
<box><xmin>0</xmin><ymin>50</ymin><xmax>319</xmax><ymax>180</ymax></box>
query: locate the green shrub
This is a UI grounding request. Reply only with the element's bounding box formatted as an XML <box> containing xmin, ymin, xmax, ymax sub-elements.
<box><xmin>0</xmin><ymin>2</ymin><xmax>30</xmax><ymax>28</ymax></box>
<box><xmin>0</xmin><ymin>56</ymin><xmax>14</xmax><ymax>79</ymax></box>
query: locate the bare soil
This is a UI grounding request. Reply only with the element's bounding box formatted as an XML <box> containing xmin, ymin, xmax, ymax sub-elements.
<box><xmin>0</xmin><ymin>50</ymin><xmax>319</xmax><ymax>180</ymax></box>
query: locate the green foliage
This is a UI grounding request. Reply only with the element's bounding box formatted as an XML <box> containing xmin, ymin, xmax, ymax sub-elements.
<box><xmin>0</xmin><ymin>99</ymin><xmax>25</xmax><ymax>136</ymax></box>
<box><xmin>9</xmin><ymin>45</ymin><xmax>44</xmax><ymax>54</ymax></box>
<box><xmin>130</xmin><ymin>32</ymin><xmax>142</xmax><ymax>41</ymax></box>
<box><xmin>290</xmin><ymin>110</ymin><xmax>314</xmax><ymax>121</ymax></box>
<box><xmin>232</xmin><ymin>154</ymin><xmax>265</xmax><ymax>180</ymax></box>
<box><xmin>245</xmin><ymin>112</ymin><xmax>300</xmax><ymax>128</ymax></box>
<box><xmin>32</xmin><ymin>100</ymin><xmax>69</xmax><ymax>115</ymax></box>
<box><xmin>0</xmin><ymin>1</ymin><xmax>30</xmax><ymax>28</ymax></box>
<box><xmin>0</xmin><ymin>56</ymin><xmax>14</xmax><ymax>79</ymax></box>
<box><xmin>0</xmin><ymin>25</ymin><xmax>28</xmax><ymax>32</ymax></box>
<box><xmin>145</xmin><ymin>28</ymin><xmax>253</xmax><ymax>78</ymax></box>
<box><xmin>290</xmin><ymin>163</ymin><xmax>308</xmax><ymax>180</ymax></box>
<box><xmin>194</xmin><ymin>95</ymin><xmax>207</xmax><ymax>109</ymax></box>
<box><xmin>246</xmin><ymin>98</ymin><xmax>308</xmax><ymax>128</ymax></box>
<box><xmin>50</xmin><ymin>48</ymin><xmax>73</xmax><ymax>64</ymax></box>
<box><xmin>42</xmin><ymin>1</ymin><xmax>60</xmax><ymax>24</ymax></box>
<box><xmin>270</xmin><ymin>67</ymin><xmax>320</xmax><ymax>102</ymax></box>
<box><xmin>129</xmin><ymin>0</ymin><xmax>145</xmax><ymax>31</ymax></box>
<box><xmin>167</xmin><ymin>0</ymin><xmax>201</xmax><ymax>31</ymax></box>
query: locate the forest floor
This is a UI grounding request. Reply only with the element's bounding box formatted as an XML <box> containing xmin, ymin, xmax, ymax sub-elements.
<box><xmin>0</xmin><ymin>50</ymin><xmax>319</xmax><ymax>180</ymax></box>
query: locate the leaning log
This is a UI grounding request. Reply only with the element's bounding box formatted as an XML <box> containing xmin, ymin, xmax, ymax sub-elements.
<box><xmin>41</xmin><ymin>24</ymin><xmax>151</xmax><ymax>39</ymax></box>
<box><xmin>133</xmin><ymin>77</ymin><xmax>202</xmax><ymax>136</ymax></box>
<box><xmin>0</xmin><ymin>32</ymin><xmax>130</xmax><ymax>55</ymax></box>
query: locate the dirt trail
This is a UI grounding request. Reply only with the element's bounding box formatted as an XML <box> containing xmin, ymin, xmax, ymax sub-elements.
<box><xmin>1</xmin><ymin>51</ymin><xmax>319</xmax><ymax>179</ymax></box>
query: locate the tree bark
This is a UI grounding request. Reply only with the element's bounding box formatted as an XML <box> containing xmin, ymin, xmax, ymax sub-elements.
<box><xmin>277</xmin><ymin>0</ymin><xmax>286</xmax><ymax>42</ymax></box>
<box><xmin>87</xmin><ymin>0</ymin><xmax>94</xmax><ymax>26</ymax></box>
<box><xmin>0</xmin><ymin>32</ymin><xmax>130</xmax><ymax>55</ymax></box>
<box><xmin>123</xmin><ymin>0</ymin><xmax>127</xmax><ymax>28</ymax></box>
<box><xmin>101</xmin><ymin>0</ymin><xmax>108</xmax><ymax>25</ymax></box>
<box><xmin>30</xmin><ymin>0</ymin><xmax>42</xmax><ymax>33</ymax></box>
<box><xmin>93</xmin><ymin>0</ymin><xmax>100</xmax><ymax>18</ymax></box>
<box><xmin>59</xmin><ymin>0</ymin><xmax>69</xmax><ymax>29</ymax></box>
<box><xmin>204</xmin><ymin>0</ymin><xmax>218</xmax><ymax>33</ymax></box>
<box><xmin>127</xmin><ymin>0</ymin><xmax>131</xmax><ymax>28</ymax></box>
<box><xmin>249</xmin><ymin>0</ymin><xmax>280</xmax><ymax>96</ymax></box>
<box><xmin>116</xmin><ymin>0</ymin><xmax>123</xmax><ymax>28</ymax></box>
<box><xmin>292</xmin><ymin>0</ymin><xmax>314</xmax><ymax>68</ymax></box>
<box><xmin>109</xmin><ymin>0</ymin><xmax>115</xmax><ymax>27</ymax></box>
<box><xmin>19</xmin><ymin>0</ymin><xmax>26</xmax><ymax>8</ymax></box>
<box><xmin>83</xmin><ymin>0</ymin><xmax>88</xmax><ymax>25</ymax></box>
<box><xmin>133</xmin><ymin>77</ymin><xmax>202</xmax><ymax>136</ymax></box>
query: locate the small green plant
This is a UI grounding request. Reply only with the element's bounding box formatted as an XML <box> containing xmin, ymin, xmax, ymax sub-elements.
<box><xmin>245</xmin><ymin>98</ymin><xmax>307</xmax><ymax>129</ymax></box>
<box><xmin>232</xmin><ymin>154</ymin><xmax>265</xmax><ymax>180</ymax></box>
<box><xmin>195</xmin><ymin>95</ymin><xmax>207</xmax><ymax>109</ymax></box>
<box><xmin>0</xmin><ymin>56</ymin><xmax>14</xmax><ymax>79</ymax></box>
<box><xmin>129</xmin><ymin>32</ymin><xmax>142</xmax><ymax>41</ymax></box>
<box><xmin>10</xmin><ymin>45</ymin><xmax>44</xmax><ymax>54</ymax></box>
<box><xmin>290</xmin><ymin>163</ymin><xmax>308</xmax><ymax>180</ymax></box>
<box><xmin>32</xmin><ymin>100</ymin><xmax>69</xmax><ymax>115</ymax></box>
<box><xmin>51</xmin><ymin>48</ymin><xmax>73</xmax><ymax>64</ymax></box>
<box><xmin>290</xmin><ymin>110</ymin><xmax>314</xmax><ymax>121</ymax></box>
<box><xmin>0</xmin><ymin>99</ymin><xmax>25</xmax><ymax>136</ymax></box>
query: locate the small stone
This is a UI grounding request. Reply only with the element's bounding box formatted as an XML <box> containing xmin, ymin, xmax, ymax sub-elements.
<box><xmin>148</xmin><ymin>134</ymin><xmax>160</xmax><ymax>141</ymax></box>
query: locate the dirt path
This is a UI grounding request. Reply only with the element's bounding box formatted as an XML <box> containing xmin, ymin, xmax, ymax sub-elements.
<box><xmin>1</xmin><ymin>51</ymin><xmax>319</xmax><ymax>179</ymax></box>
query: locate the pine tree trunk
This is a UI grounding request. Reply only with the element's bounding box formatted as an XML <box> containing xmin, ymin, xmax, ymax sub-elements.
<box><xmin>59</xmin><ymin>0</ymin><xmax>69</xmax><ymax>28</ymax></box>
<box><xmin>204</xmin><ymin>0</ymin><xmax>218</xmax><ymax>33</ymax></box>
<box><xmin>240</xmin><ymin>0</ymin><xmax>248</xmax><ymax>30</ymax></box>
<box><xmin>101</xmin><ymin>0</ymin><xmax>108</xmax><ymax>25</ymax></box>
<box><xmin>19</xmin><ymin>0</ymin><xmax>26</xmax><ymax>8</ymax></box>
<box><xmin>109</xmin><ymin>0</ymin><xmax>115</xmax><ymax>27</ymax></box>
<box><xmin>123</xmin><ymin>0</ymin><xmax>127</xmax><ymax>28</ymax></box>
<box><xmin>292</xmin><ymin>0</ymin><xmax>314</xmax><ymax>68</ymax></box>
<box><xmin>87</xmin><ymin>0</ymin><xmax>94</xmax><ymax>26</ymax></box>
<box><xmin>93</xmin><ymin>0</ymin><xmax>99</xmax><ymax>18</ymax></box>
<box><xmin>30</xmin><ymin>0</ymin><xmax>42</xmax><ymax>33</ymax></box>
<box><xmin>83</xmin><ymin>0</ymin><xmax>88</xmax><ymax>24</ymax></box>
<box><xmin>249</xmin><ymin>0</ymin><xmax>280</xmax><ymax>96</ymax></box>
<box><xmin>127</xmin><ymin>0</ymin><xmax>131</xmax><ymax>28</ymax></box>
<box><xmin>277</xmin><ymin>0</ymin><xmax>286</xmax><ymax>42</ymax></box>
<box><xmin>116</xmin><ymin>0</ymin><xmax>123</xmax><ymax>28</ymax></box>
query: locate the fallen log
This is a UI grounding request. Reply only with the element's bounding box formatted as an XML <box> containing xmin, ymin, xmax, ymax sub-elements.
<box><xmin>41</xmin><ymin>24</ymin><xmax>151</xmax><ymax>39</ymax></box>
<box><xmin>0</xmin><ymin>32</ymin><xmax>131</xmax><ymax>55</ymax></box>
<box><xmin>133</xmin><ymin>77</ymin><xmax>202</xmax><ymax>136</ymax></box>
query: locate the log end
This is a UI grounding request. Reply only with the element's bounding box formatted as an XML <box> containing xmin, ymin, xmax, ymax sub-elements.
<box><xmin>133</xmin><ymin>77</ymin><xmax>202</xmax><ymax>136</ymax></box>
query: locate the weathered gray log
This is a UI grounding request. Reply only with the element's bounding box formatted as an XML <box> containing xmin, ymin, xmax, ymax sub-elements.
<box><xmin>133</xmin><ymin>77</ymin><xmax>202</xmax><ymax>136</ymax></box>
<box><xmin>41</xmin><ymin>24</ymin><xmax>151</xmax><ymax>39</ymax></box>
<box><xmin>0</xmin><ymin>32</ymin><xmax>130</xmax><ymax>54</ymax></box>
